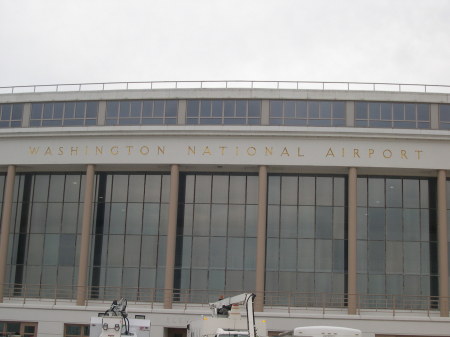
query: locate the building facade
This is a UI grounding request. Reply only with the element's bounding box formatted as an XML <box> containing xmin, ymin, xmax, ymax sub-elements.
<box><xmin>0</xmin><ymin>81</ymin><xmax>450</xmax><ymax>337</ymax></box>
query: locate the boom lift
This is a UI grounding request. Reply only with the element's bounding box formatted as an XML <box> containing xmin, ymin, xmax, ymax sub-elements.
<box><xmin>187</xmin><ymin>293</ymin><xmax>267</xmax><ymax>337</ymax></box>
<box><xmin>89</xmin><ymin>298</ymin><xmax>150</xmax><ymax>337</ymax></box>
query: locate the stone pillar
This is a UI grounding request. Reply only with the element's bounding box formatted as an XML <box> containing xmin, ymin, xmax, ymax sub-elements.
<box><xmin>76</xmin><ymin>164</ymin><xmax>95</xmax><ymax>306</ymax></box>
<box><xmin>347</xmin><ymin>167</ymin><xmax>358</xmax><ymax>314</ymax></box>
<box><xmin>437</xmin><ymin>170</ymin><xmax>449</xmax><ymax>317</ymax></box>
<box><xmin>164</xmin><ymin>165</ymin><xmax>179</xmax><ymax>309</ymax></box>
<box><xmin>0</xmin><ymin>166</ymin><xmax>16</xmax><ymax>303</ymax></box>
<box><xmin>255</xmin><ymin>166</ymin><xmax>267</xmax><ymax>312</ymax></box>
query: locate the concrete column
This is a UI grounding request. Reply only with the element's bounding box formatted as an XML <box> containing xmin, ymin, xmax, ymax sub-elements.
<box><xmin>431</xmin><ymin>104</ymin><xmax>439</xmax><ymax>130</ymax></box>
<box><xmin>178</xmin><ymin>100</ymin><xmax>187</xmax><ymax>125</ymax></box>
<box><xmin>346</xmin><ymin>101</ymin><xmax>355</xmax><ymax>127</ymax></box>
<box><xmin>261</xmin><ymin>100</ymin><xmax>269</xmax><ymax>125</ymax></box>
<box><xmin>255</xmin><ymin>166</ymin><xmax>267</xmax><ymax>312</ymax></box>
<box><xmin>164</xmin><ymin>164</ymin><xmax>180</xmax><ymax>309</ymax></box>
<box><xmin>347</xmin><ymin>167</ymin><xmax>357</xmax><ymax>314</ymax></box>
<box><xmin>76</xmin><ymin>164</ymin><xmax>95</xmax><ymax>306</ymax></box>
<box><xmin>437</xmin><ymin>170</ymin><xmax>449</xmax><ymax>317</ymax></box>
<box><xmin>97</xmin><ymin>101</ymin><xmax>107</xmax><ymax>126</ymax></box>
<box><xmin>22</xmin><ymin>104</ymin><xmax>31</xmax><ymax>127</ymax></box>
<box><xmin>0</xmin><ymin>165</ymin><xmax>16</xmax><ymax>303</ymax></box>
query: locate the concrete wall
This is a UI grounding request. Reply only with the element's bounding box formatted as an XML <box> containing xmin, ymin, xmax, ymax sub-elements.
<box><xmin>1</xmin><ymin>88</ymin><xmax>449</xmax><ymax>104</ymax></box>
<box><xmin>1</xmin><ymin>302</ymin><xmax>450</xmax><ymax>337</ymax></box>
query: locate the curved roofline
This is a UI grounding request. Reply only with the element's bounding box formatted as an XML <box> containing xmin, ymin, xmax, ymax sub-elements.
<box><xmin>1</xmin><ymin>80</ymin><xmax>450</xmax><ymax>95</ymax></box>
<box><xmin>1</xmin><ymin>86</ymin><xmax>449</xmax><ymax>104</ymax></box>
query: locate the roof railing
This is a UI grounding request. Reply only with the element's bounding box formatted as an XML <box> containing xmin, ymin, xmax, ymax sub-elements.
<box><xmin>1</xmin><ymin>283</ymin><xmax>442</xmax><ymax>317</ymax></box>
<box><xmin>0</xmin><ymin>80</ymin><xmax>450</xmax><ymax>95</ymax></box>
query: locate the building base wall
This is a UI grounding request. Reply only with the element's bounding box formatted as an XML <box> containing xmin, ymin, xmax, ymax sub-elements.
<box><xmin>1</xmin><ymin>302</ymin><xmax>450</xmax><ymax>337</ymax></box>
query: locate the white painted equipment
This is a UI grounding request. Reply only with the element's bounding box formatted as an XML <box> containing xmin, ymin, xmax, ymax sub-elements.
<box><xmin>279</xmin><ymin>326</ymin><xmax>362</xmax><ymax>337</ymax></box>
<box><xmin>89</xmin><ymin>298</ymin><xmax>150</xmax><ymax>337</ymax></box>
<box><xmin>187</xmin><ymin>293</ymin><xmax>267</xmax><ymax>337</ymax></box>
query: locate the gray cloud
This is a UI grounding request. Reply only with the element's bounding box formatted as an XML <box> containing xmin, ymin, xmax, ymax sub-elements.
<box><xmin>1</xmin><ymin>0</ymin><xmax>449</xmax><ymax>86</ymax></box>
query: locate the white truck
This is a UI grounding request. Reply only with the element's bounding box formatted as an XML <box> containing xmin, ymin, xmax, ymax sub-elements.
<box><xmin>89</xmin><ymin>298</ymin><xmax>150</xmax><ymax>337</ymax></box>
<box><xmin>279</xmin><ymin>326</ymin><xmax>362</xmax><ymax>337</ymax></box>
<box><xmin>187</xmin><ymin>293</ymin><xmax>268</xmax><ymax>337</ymax></box>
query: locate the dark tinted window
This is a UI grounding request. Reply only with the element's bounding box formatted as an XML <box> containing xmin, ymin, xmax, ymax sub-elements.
<box><xmin>355</xmin><ymin>102</ymin><xmax>431</xmax><ymax>129</ymax></box>
<box><xmin>186</xmin><ymin>100</ymin><xmax>261</xmax><ymax>125</ymax></box>
<box><xmin>30</xmin><ymin>101</ymin><xmax>98</xmax><ymax>127</ymax></box>
<box><xmin>106</xmin><ymin>100</ymin><xmax>177</xmax><ymax>125</ymax></box>
<box><xmin>0</xmin><ymin>103</ymin><xmax>23</xmax><ymax>128</ymax></box>
<box><xmin>269</xmin><ymin>100</ymin><xmax>345</xmax><ymax>127</ymax></box>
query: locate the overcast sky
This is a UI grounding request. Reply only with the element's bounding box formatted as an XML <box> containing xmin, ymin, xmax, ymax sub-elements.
<box><xmin>1</xmin><ymin>0</ymin><xmax>449</xmax><ymax>87</ymax></box>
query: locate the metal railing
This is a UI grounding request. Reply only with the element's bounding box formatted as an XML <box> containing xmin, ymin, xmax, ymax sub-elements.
<box><xmin>1</xmin><ymin>283</ymin><xmax>444</xmax><ymax>317</ymax></box>
<box><xmin>1</xmin><ymin>80</ymin><xmax>450</xmax><ymax>95</ymax></box>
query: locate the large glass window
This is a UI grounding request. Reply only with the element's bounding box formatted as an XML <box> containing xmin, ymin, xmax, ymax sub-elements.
<box><xmin>355</xmin><ymin>102</ymin><xmax>430</xmax><ymax>129</ymax></box>
<box><xmin>7</xmin><ymin>173</ymin><xmax>85</xmax><ymax>299</ymax></box>
<box><xmin>89</xmin><ymin>173</ymin><xmax>170</xmax><ymax>301</ymax></box>
<box><xmin>269</xmin><ymin>100</ymin><xmax>345</xmax><ymax>127</ymax></box>
<box><xmin>0</xmin><ymin>322</ymin><xmax>37</xmax><ymax>337</ymax></box>
<box><xmin>357</xmin><ymin>177</ymin><xmax>437</xmax><ymax>309</ymax></box>
<box><xmin>105</xmin><ymin>100</ymin><xmax>177</xmax><ymax>125</ymax></box>
<box><xmin>186</xmin><ymin>100</ymin><xmax>261</xmax><ymax>125</ymax></box>
<box><xmin>266</xmin><ymin>175</ymin><xmax>347</xmax><ymax>306</ymax></box>
<box><xmin>439</xmin><ymin>104</ymin><xmax>450</xmax><ymax>130</ymax></box>
<box><xmin>0</xmin><ymin>103</ymin><xmax>23</xmax><ymax>128</ymax></box>
<box><xmin>30</xmin><ymin>102</ymin><xmax>98</xmax><ymax>127</ymax></box>
<box><xmin>64</xmin><ymin>324</ymin><xmax>89</xmax><ymax>337</ymax></box>
<box><xmin>175</xmin><ymin>173</ymin><xmax>258</xmax><ymax>301</ymax></box>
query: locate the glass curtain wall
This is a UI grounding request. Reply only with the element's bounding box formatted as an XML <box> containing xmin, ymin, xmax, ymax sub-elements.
<box><xmin>174</xmin><ymin>173</ymin><xmax>258</xmax><ymax>302</ymax></box>
<box><xmin>357</xmin><ymin>177</ymin><xmax>437</xmax><ymax>309</ymax></box>
<box><xmin>7</xmin><ymin>173</ymin><xmax>85</xmax><ymax>299</ymax></box>
<box><xmin>266</xmin><ymin>175</ymin><xmax>347</xmax><ymax>306</ymax></box>
<box><xmin>89</xmin><ymin>173</ymin><xmax>170</xmax><ymax>301</ymax></box>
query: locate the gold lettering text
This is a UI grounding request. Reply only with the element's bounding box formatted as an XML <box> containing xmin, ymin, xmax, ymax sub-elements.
<box><xmin>71</xmin><ymin>147</ymin><xmax>78</xmax><ymax>156</ymax></box>
<box><xmin>247</xmin><ymin>147</ymin><xmax>256</xmax><ymax>156</ymax></box>
<box><xmin>202</xmin><ymin>146</ymin><xmax>212</xmax><ymax>155</ymax></box>
<box><xmin>353</xmin><ymin>149</ymin><xmax>360</xmax><ymax>158</ymax></box>
<box><xmin>110</xmin><ymin>146</ymin><xmax>119</xmax><ymax>155</ymax></box>
<box><xmin>44</xmin><ymin>147</ymin><xmax>52</xmax><ymax>156</ymax></box>
<box><xmin>188</xmin><ymin>146</ymin><xmax>196</xmax><ymax>155</ymax></box>
<box><xmin>401</xmin><ymin>150</ymin><xmax>408</xmax><ymax>159</ymax></box>
<box><xmin>383</xmin><ymin>149</ymin><xmax>392</xmax><ymax>158</ymax></box>
<box><xmin>281</xmin><ymin>147</ymin><xmax>290</xmax><ymax>156</ymax></box>
<box><xmin>29</xmin><ymin>147</ymin><xmax>39</xmax><ymax>155</ymax></box>
<box><xmin>140</xmin><ymin>146</ymin><xmax>150</xmax><ymax>155</ymax></box>
<box><xmin>368</xmin><ymin>149</ymin><xmax>375</xmax><ymax>158</ymax></box>
<box><xmin>415</xmin><ymin>150</ymin><xmax>423</xmax><ymax>159</ymax></box>
<box><xmin>326</xmin><ymin>148</ymin><xmax>335</xmax><ymax>157</ymax></box>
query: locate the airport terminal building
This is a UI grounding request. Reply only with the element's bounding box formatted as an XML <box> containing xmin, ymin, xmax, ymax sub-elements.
<box><xmin>0</xmin><ymin>81</ymin><xmax>450</xmax><ymax>337</ymax></box>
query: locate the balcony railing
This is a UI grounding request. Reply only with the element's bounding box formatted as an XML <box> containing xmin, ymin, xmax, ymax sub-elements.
<box><xmin>1</xmin><ymin>80</ymin><xmax>450</xmax><ymax>95</ymax></box>
<box><xmin>0</xmin><ymin>283</ymin><xmax>443</xmax><ymax>317</ymax></box>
